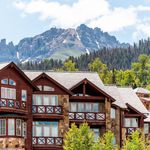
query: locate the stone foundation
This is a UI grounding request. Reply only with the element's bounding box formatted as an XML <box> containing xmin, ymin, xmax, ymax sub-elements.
<box><xmin>0</xmin><ymin>138</ymin><xmax>25</xmax><ymax>149</ymax></box>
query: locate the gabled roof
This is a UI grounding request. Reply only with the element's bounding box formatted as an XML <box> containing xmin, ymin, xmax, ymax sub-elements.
<box><xmin>134</xmin><ymin>87</ymin><xmax>150</xmax><ymax>94</ymax></box>
<box><xmin>33</xmin><ymin>72</ymin><xmax>73</xmax><ymax>95</ymax></box>
<box><xmin>106</xmin><ymin>85</ymin><xmax>148</xmax><ymax>114</ymax></box>
<box><xmin>24</xmin><ymin>71</ymin><xmax>106</xmax><ymax>91</ymax></box>
<box><xmin>70</xmin><ymin>78</ymin><xmax>115</xmax><ymax>101</ymax></box>
<box><xmin>0</xmin><ymin>62</ymin><xmax>38</xmax><ymax>91</ymax></box>
<box><xmin>0</xmin><ymin>62</ymin><xmax>12</xmax><ymax>70</ymax></box>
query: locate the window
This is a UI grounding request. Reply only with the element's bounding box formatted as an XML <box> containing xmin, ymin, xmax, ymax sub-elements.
<box><xmin>69</xmin><ymin>103</ymin><xmax>99</xmax><ymax>112</ymax></box>
<box><xmin>112</xmin><ymin>137</ymin><xmax>116</xmax><ymax>145</ymax></box>
<box><xmin>9</xmin><ymin>79</ymin><xmax>16</xmax><ymax>85</ymax></box>
<box><xmin>1</xmin><ymin>87</ymin><xmax>16</xmax><ymax>99</ymax></box>
<box><xmin>73</xmin><ymin>94</ymin><xmax>91</xmax><ymax>97</ymax></box>
<box><xmin>37</xmin><ymin>85</ymin><xmax>42</xmax><ymax>91</ymax></box>
<box><xmin>22</xmin><ymin>90</ymin><xmax>27</xmax><ymax>101</ymax></box>
<box><xmin>22</xmin><ymin>122</ymin><xmax>27</xmax><ymax>138</ymax></box>
<box><xmin>125</xmin><ymin>118</ymin><xmax>138</xmax><ymax>127</ymax></box>
<box><xmin>8</xmin><ymin>119</ymin><xmax>14</xmax><ymax>135</ymax></box>
<box><xmin>1</xmin><ymin>79</ymin><xmax>8</xmax><ymax>84</ymax></box>
<box><xmin>44</xmin><ymin>86</ymin><xmax>54</xmax><ymax>91</ymax></box>
<box><xmin>16</xmin><ymin>119</ymin><xmax>21</xmax><ymax>136</ymax></box>
<box><xmin>89</xmin><ymin>128</ymin><xmax>99</xmax><ymax>142</ymax></box>
<box><xmin>0</xmin><ymin>119</ymin><xmax>5</xmax><ymax>135</ymax></box>
<box><xmin>33</xmin><ymin>95</ymin><xmax>58</xmax><ymax>105</ymax></box>
<box><xmin>33</xmin><ymin>122</ymin><xmax>58</xmax><ymax>137</ymax></box>
<box><xmin>144</xmin><ymin>94</ymin><xmax>149</xmax><ymax>98</ymax></box>
<box><xmin>111</xmin><ymin>108</ymin><xmax>116</xmax><ymax>119</ymax></box>
<box><xmin>144</xmin><ymin>124</ymin><xmax>149</xmax><ymax>134</ymax></box>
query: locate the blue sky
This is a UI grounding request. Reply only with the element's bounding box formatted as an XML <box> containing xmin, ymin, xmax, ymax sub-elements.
<box><xmin>1</xmin><ymin>0</ymin><xmax>150</xmax><ymax>45</ymax></box>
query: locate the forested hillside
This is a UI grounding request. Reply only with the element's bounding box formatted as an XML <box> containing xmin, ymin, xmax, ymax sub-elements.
<box><xmin>17</xmin><ymin>38</ymin><xmax>150</xmax><ymax>71</ymax></box>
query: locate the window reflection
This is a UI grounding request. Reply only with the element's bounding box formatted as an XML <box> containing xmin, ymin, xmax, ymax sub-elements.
<box><xmin>78</xmin><ymin>103</ymin><xmax>84</xmax><ymax>112</ymax></box>
<box><xmin>1</xmin><ymin>79</ymin><xmax>8</xmax><ymax>84</ymax></box>
<box><xmin>86</xmin><ymin>103</ymin><xmax>91</xmax><ymax>112</ymax></box>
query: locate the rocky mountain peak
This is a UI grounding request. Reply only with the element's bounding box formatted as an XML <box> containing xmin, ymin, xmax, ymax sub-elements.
<box><xmin>0</xmin><ymin>24</ymin><xmax>130</xmax><ymax>63</ymax></box>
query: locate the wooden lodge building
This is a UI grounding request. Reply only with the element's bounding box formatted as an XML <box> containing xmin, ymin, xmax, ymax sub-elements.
<box><xmin>0</xmin><ymin>62</ymin><xmax>149</xmax><ymax>150</ymax></box>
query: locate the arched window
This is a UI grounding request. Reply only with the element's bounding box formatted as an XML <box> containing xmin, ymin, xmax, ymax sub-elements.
<box><xmin>9</xmin><ymin>79</ymin><xmax>16</xmax><ymax>85</ymax></box>
<box><xmin>1</xmin><ymin>79</ymin><xmax>8</xmax><ymax>84</ymax></box>
<box><xmin>44</xmin><ymin>86</ymin><xmax>54</xmax><ymax>91</ymax></box>
<box><xmin>37</xmin><ymin>85</ymin><xmax>42</xmax><ymax>91</ymax></box>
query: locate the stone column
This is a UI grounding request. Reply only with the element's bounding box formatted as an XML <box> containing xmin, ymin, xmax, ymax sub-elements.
<box><xmin>105</xmin><ymin>97</ymin><xmax>111</xmax><ymax>132</ymax></box>
<box><xmin>58</xmin><ymin>95</ymin><xmax>69</xmax><ymax>137</ymax></box>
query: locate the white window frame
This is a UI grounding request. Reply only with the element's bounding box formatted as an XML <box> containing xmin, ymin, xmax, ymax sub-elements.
<box><xmin>8</xmin><ymin>119</ymin><xmax>15</xmax><ymax>135</ymax></box>
<box><xmin>144</xmin><ymin>123</ymin><xmax>149</xmax><ymax>134</ymax></box>
<box><xmin>0</xmin><ymin>119</ymin><xmax>6</xmax><ymax>136</ymax></box>
<box><xmin>33</xmin><ymin>121</ymin><xmax>58</xmax><ymax>137</ymax></box>
<box><xmin>1</xmin><ymin>79</ymin><xmax>8</xmax><ymax>84</ymax></box>
<box><xmin>1</xmin><ymin>87</ymin><xmax>16</xmax><ymax>99</ymax></box>
<box><xmin>43</xmin><ymin>86</ymin><xmax>54</xmax><ymax>91</ymax></box>
<box><xmin>16</xmin><ymin>119</ymin><xmax>21</xmax><ymax>136</ymax></box>
<box><xmin>22</xmin><ymin>121</ymin><xmax>27</xmax><ymax>138</ymax></box>
<box><xmin>69</xmin><ymin>102</ymin><xmax>99</xmax><ymax>112</ymax></box>
<box><xmin>89</xmin><ymin>128</ymin><xmax>100</xmax><ymax>142</ymax></box>
<box><xmin>124</xmin><ymin>118</ymin><xmax>138</xmax><ymax>127</ymax></box>
<box><xmin>22</xmin><ymin>90</ymin><xmax>27</xmax><ymax>101</ymax></box>
<box><xmin>111</xmin><ymin>108</ymin><xmax>116</xmax><ymax>119</ymax></box>
<box><xmin>9</xmin><ymin>79</ymin><xmax>16</xmax><ymax>85</ymax></box>
<box><xmin>33</xmin><ymin>95</ymin><xmax>58</xmax><ymax>105</ymax></box>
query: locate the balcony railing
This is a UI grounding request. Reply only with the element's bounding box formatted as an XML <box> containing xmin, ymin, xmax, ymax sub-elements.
<box><xmin>125</xmin><ymin>127</ymin><xmax>141</xmax><ymax>135</ymax></box>
<box><xmin>0</xmin><ymin>99</ymin><xmax>26</xmax><ymax>109</ymax></box>
<box><xmin>33</xmin><ymin>137</ymin><xmax>63</xmax><ymax>146</ymax></box>
<box><xmin>32</xmin><ymin>105</ymin><xmax>63</xmax><ymax>114</ymax></box>
<box><xmin>69</xmin><ymin>112</ymin><xmax>105</xmax><ymax>121</ymax></box>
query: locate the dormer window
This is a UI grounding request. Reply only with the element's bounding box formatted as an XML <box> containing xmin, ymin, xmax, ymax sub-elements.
<box><xmin>44</xmin><ymin>86</ymin><xmax>54</xmax><ymax>91</ymax></box>
<box><xmin>1</xmin><ymin>79</ymin><xmax>8</xmax><ymax>84</ymax></box>
<box><xmin>9</xmin><ymin>79</ymin><xmax>16</xmax><ymax>85</ymax></box>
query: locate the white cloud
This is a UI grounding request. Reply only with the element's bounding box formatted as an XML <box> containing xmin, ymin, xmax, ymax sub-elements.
<box><xmin>12</xmin><ymin>0</ymin><xmax>150</xmax><ymax>39</ymax></box>
<box><xmin>13</xmin><ymin>0</ymin><xmax>110</xmax><ymax>28</ymax></box>
<box><xmin>132</xmin><ymin>23</ymin><xmax>150</xmax><ymax>41</ymax></box>
<box><xmin>88</xmin><ymin>6</ymin><xmax>138</xmax><ymax>32</ymax></box>
<box><xmin>20</xmin><ymin>13</ymin><xmax>26</xmax><ymax>18</ymax></box>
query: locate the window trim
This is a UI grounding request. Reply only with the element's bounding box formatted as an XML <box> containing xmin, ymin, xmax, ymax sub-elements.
<box><xmin>0</xmin><ymin>119</ymin><xmax>6</xmax><ymax>136</ymax></box>
<box><xmin>1</xmin><ymin>79</ymin><xmax>8</xmax><ymax>84</ymax></box>
<box><xmin>22</xmin><ymin>90</ymin><xmax>27</xmax><ymax>101</ymax></box>
<box><xmin>8</xmin><ymin>119</ymin><xmax>15</xmax><ymax>136</ymax></box>
<box><xmin>16</xmin><ymin>119</ymin><xmax>21</xmax><ymax>136</ymax></box>
<box><xmin>33</xmin><ymin>95</ymin><xmax>58</xmax><ymax>105</ymax></box>
<box><xmin>43</xmin><ymin>86</ymin><xmax>54</xmax><ymax>91</ymax></box>
<box><xmin>89</xmin><ymin>128</ymin><xmax>100</xmax><ymax>142</ymax></box>
<box><xmin>124</xmin><ymin>118</ymin><xmax>138</xmax><ymax>127</ymax></box>
<box><xmin>69</xmin><ymin>102</ymin><xmax>99</xmax><ymax>112</ymax></box>
<box><xmin>1</xmin><ymin>87</ymin><xmax>16</xmax><ymax>99</ymax></box>
<box><xmin>111</xmin><ymin>108</ymin><xmax>116</xmax><ymax>119</ymax></box>
<box><xmin>9</xmin><ymin>79</ymin><xmax>16</xmax><ymax>86</ymax></box>
<box><xmin>33</xmin><ymin>121</ymin><xmax>58</xmax><ymax>137</ymax></box>
<box><xmin>144</xmin><ymin>123</ymin><xmax>149</xmax><ymax>134</ymax></box>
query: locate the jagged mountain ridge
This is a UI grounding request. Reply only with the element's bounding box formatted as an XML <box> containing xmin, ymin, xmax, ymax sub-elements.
<box><xmin>0</xmin><ymin>24</ymin><xmax>130</xmax><ymax>62</ymax></box>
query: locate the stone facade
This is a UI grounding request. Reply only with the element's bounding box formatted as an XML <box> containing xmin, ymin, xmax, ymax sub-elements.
<box><xmin>0</xmin><ymin>138</ymin><xmax>25</xmax><ymax>149</ymax></box>
<box><xmin>58</xmin><ymin>95</ymin><xmax>69</xmax><ymax>137</ymax></box>
<box><xmin>105</xmin><ymin>97</ymin><xmax>120</xmax><ymax>147</ymax></box>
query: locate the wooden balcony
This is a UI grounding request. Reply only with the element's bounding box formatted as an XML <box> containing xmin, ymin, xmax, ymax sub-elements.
<box><xmin>33</xmin><ymin>137</ymin><xmax>63</xmax><ymax>146</ymax></box>
<box><xmin>124</xmin><ymin>127</ymin><xmax>141</xmax><ymax>135</ymax></box>
<box><xmin>0</xmin><ymin>99</ymin><xmax>26</xmax><ymax>110</ymax></box>
<box><xmin>32</xmin><ymin>105</ymin><xmax>63</xmax><ymax>115</ymax></box>
<box><xmin>69</xmin><ymin>112</ymin><xmax>105</xmax><ymax>121</ymax></box>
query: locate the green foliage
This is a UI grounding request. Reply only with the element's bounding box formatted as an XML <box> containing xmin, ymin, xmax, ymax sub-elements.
<box><xmin>63</xmin><ymin>122</ymin><xmax>94</xmax><ymax>150</ymax></box>
<box><xmin>64</xmin><ymin>60</ymin><xmax>79</xmax><ymax>71</ymax></box>
<box><xmin>63</xmin><ymin>122</ymin><xmax>117</xmax><ymax>150</ymax></box>
<box><xmin>132</xmin><ymin>54</ymin><xmax>150</xmax><ymax>87</ymax></box>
